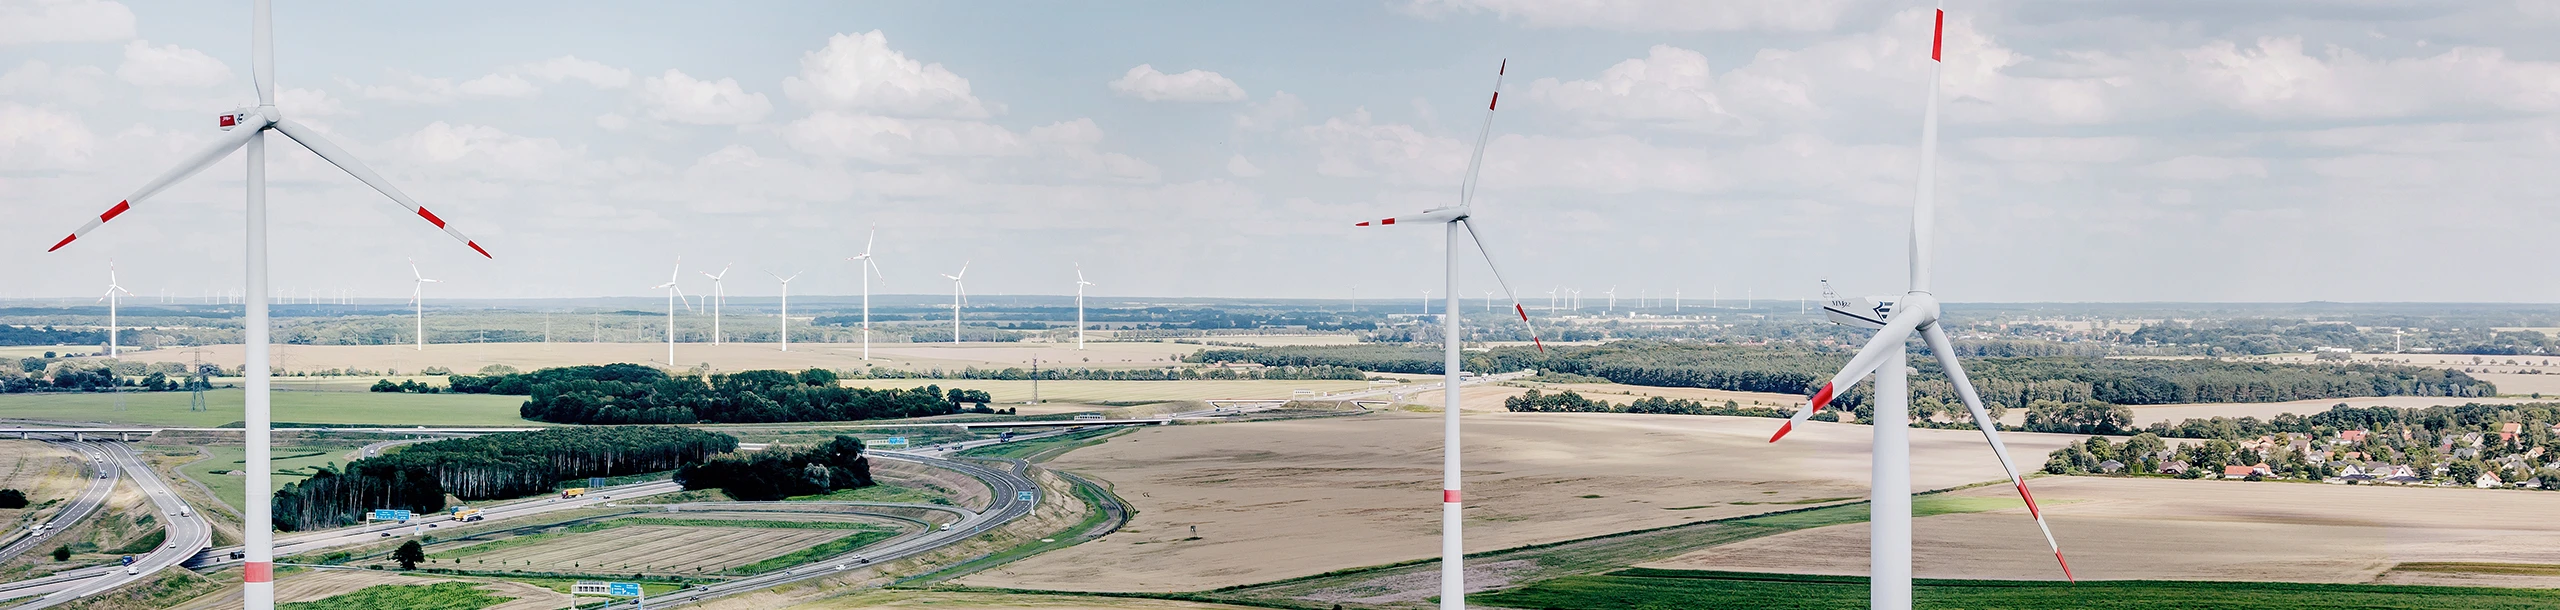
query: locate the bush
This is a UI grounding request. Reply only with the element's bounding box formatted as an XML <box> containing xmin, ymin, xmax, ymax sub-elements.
<box><xmin>0</xmin><ymin>488</ymin><xmax>25</xmax><ymax>509</ymax></box>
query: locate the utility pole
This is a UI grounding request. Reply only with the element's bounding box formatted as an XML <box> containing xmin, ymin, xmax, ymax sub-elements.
<box><xmin>1030</xmin><ymin>357</ymin><xmax>1040</xmax><ymax>405</ymax></box>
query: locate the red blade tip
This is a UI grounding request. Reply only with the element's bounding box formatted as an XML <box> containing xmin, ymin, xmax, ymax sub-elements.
<box><xmin>47</xmin><ymin>234</ymin><xmax>76</xmax><ymax>252</ymax></box>
<box><xmin>1932</xmin><ymin>9</ymin><xmax>1945</xmax><ymax>61</ymax></box>
<box><xmin>1768</xmin><ymin>421</ymin><xmax>1793</xmax><ymax>443</ymax></box>
<box><xmin>1354</xmin><ymin>221</ymin><xmax>1371</xmax><ymax>227</ymax></box>
<box><xmin>2056</xmin><ymin>551</ymin><xmax>2075</xmax><ymax>582</ymax></box>
<box><xmin>467</xmin><ymin>241</ymin><xmax>492</xmax><ymax>259</ymax></box>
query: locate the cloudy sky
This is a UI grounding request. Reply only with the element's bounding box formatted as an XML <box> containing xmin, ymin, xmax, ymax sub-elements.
<box><xmin>5</xmin><ymin>0</ymin><xmax>2558</xmax><ymax>304</ymax></box>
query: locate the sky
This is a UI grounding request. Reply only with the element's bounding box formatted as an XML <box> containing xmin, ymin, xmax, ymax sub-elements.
<box><xmin>5</xmin><ymin>0</ymin><xmax>2560</xmax><ymax>304</ymax></box>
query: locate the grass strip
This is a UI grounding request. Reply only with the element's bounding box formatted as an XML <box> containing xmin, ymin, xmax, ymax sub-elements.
<box><xmin>277</xmin><ymin>582</ymin><xmax>510</xmax><ymax>610</ymax></box>
<box><xmin>728</xmin><ymin>528</ymin><xmax>902</xmax><ymax>575</ymax></box>
<box><xmin>1473</xmin><ymin>568</ymin><xmax>2560</xmax><ymax>610</ymax></box>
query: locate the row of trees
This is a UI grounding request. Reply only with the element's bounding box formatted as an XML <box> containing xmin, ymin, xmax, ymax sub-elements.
<box><xmin>501</xmin><ymin>365</ymin><xmax>966</xmax><ymax>425</ymax></box>
<box><xmin>1199</xmin><ymin>342</ymin><xmax>2496</xmax><ymax>412</ymax></box>
<box><xmin>1</xmin><ymin>359</ymin><xmax>218</xmax><ymax>394</ymax></box>
<box><xmin>1502</xmin><ymin>389</ymin><xmax>1788</xmax><ymax>418</ymax></box>
<box><xmin>271</xmin><ymin>426</ymin><xmax>736</xmax><ymax>531</ymax></box>
<box><xmin>674</xmin><ymin>436</ymin><xmax>875</xmax><ymax>501</ymax></box>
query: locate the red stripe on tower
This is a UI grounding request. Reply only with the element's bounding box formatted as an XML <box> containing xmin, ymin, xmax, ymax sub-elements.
<box><xmin>416</xmin><ymin>207</ymin><xmax>446</xmax><ymax>228</ymax></box>
<box><xmin>1443</xmin><ymin>490</ymin><xmax>1461</xmax><ymax>503</ymax></box>
<box><xmin>245</xmin><ymin>561</ymin><xmax>273</xmax><ymax>583</ymax></box>
<box><xmin>1931</xmin><ymin>9</ymin><xmax>1944</xmax><ymax>61</ymax></box>
<box><xmin>48</xmin><ymin>234</ymin><xmax>77</xmax><ymax>252</ymax></box>
<box><xmin>101</xmin><ymin>200</ymin><xmax>131</xmax><ymax>222</ymax></box>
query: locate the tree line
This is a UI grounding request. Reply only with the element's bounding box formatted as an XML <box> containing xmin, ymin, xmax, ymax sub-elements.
<box><xmin>484</xmin><ymin>364</ymin><xmax>965</xmax><ymax>425</ymax></box>
<box><xmin>674</xmin><ymin>436</ymin><xmax>875</xmax><ymax>501</ymax></box>
<box><xmin>1503</xmin><ymin>389</ymin><xmax>1789</xmax><ymax>418</ymax></box>
<box><xmin>272</xmin><ymin>426</ymin><xmax>736</xmax><ymax>531</ymax></box>
<box><xmin>1197</xmin><ymin>341</ymin><xmax>2495</xmax><ymax>411</ymax></box>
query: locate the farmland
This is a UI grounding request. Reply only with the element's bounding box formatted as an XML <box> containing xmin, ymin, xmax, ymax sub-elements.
<box><xmin>1470</xmin><ymin>569</ymin><xmax>2560</xmax><ymax>610</ymax></box>
<box><xmin>0</xmin><ymin>389</ymin><xmax>532</xmax><ymax>427</ymax></box>
<box><xmin>1644</xmin><ymin>476</ymin><xmax>2560</xmax><ymax>586</ymax></box>
<box><xmin>428</xmin><ymin>513</ymin><xmax>902</xmax><ymax>576</ymax></box>
<box><xmin>172</xmin><ymin>442</ymin><xmax>369</xmax><ymax>515</ymax></box>
<box><xmin>959</xmin><ymin>411</ymin><xmax>2083</xmax><ymax>592</ymax></box>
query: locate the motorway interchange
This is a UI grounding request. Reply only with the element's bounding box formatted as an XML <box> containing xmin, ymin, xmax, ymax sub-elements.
<box><xmin>0</xmin><ymin>371</ymin><xmax>1507</xmax><ymax>608</ymax></box>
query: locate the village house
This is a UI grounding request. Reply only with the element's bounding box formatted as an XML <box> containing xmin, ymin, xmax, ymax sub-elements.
<box><xmin>2340</xmin><ymin>429</ymin><xmax>2369</xmax><ymax>443</ymax></box>
<box><xmin>2478</xmin><ymin>471</ymin><xmax>2505</xmax><ymax>488</ymax></box>
<box><xmin>2502</xmin><ymin>422</ymin><xmax>2523</xmax><ymax>444</ymax></box>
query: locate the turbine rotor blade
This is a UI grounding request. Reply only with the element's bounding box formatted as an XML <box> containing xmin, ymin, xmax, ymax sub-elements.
<box><xmin>252</xmin><ymin>0</ymin><xmax>274</xmax><ymax>106</ymax></box>
<box><xmin>1771</xmin><ymin>303</ymin><xmax>1933</xmax><ymax>443</ymax></box>
<box><xmin>1456</xmin><ymin>218</ymin><xmax>1543</xmax><ymax>352</ymax></box>
<box><xmin>273</xmin><ymin>119</ymin><xmax>489</xmax><ymax>258</ymax></box>
<box><xmin>1921</xmin><ymin>323</ymin><xmax>2072</xmax><ymax>581</ymax></box>
<box><xmin>1455</xmin><ymin>59</ymin><xmax>1506</xmax><ymax>210</ymax></box>
<box><xmin>47</xmin><ymin>126</ymin><xmax>259</xmax><ymax>252</ymax></box>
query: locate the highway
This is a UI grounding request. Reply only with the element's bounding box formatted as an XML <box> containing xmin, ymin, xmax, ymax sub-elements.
<box><xmin>0</xmin><ymin>441</ymin><xmax>117</xmax><ymax>565</ymax></box>
<box><xmin>7</xmin><ymin>442</ymin><xmax>214</xmax><ymax>609</ymax></box>
<box><xmin>185</xmin><ymin>479</ymin><xmax>687</xmax><ymax>571</ymax></box>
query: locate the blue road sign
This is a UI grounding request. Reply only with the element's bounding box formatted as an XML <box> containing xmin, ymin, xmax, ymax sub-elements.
<box><xmin>119</xmin><ymin>555</ymin><xmax>133</xmax><ymax>566</ymax></box>
<box><xmin>882</xmin><ymin>436</ymin><xmax>908</xmax><ymax>447</ymax></box>
<box><xmin>1015</xmin><ymin>490</ymin><xmax>1035</xmax><ymax>502</ymax></box>
<box><xmin>608</xmin><ymin>582</ymin><xmax>642</xmax><ymax>597</ymax></box>
<box><xmin>372</xmin><ymin>509</ymin><xmax>413</xmax><ymax>521</ymax></box>
<box><xmin>589</xmin><ymin>477</ymin><xmax>605</xmax><ymax>488</ymax></box>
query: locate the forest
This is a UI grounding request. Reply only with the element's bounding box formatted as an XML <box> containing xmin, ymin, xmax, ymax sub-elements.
<box><xmin>674</xmin><ymin>436</ymin><xmax>875</xmax><ymax>501</ymax></box>
<box><xmin>1197</xmin><ymin>341</ymin><xmax>2494</xmax><ymax>413</ymax></box>
<box><xmin>494</xmin><ymin>364</ymin><xmax>963</xmax><ymax>424</ymax></box>
<box><xmin>271</xmin><ymin>426</ymin><xmax>735</xmax><ymax>531</ymax></box>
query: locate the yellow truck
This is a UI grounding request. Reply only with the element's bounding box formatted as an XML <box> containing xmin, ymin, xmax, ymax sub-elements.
<box><xmin>560</xmin><ymin>488</ymin><xmax>587</xmax><ymax>499</ymax></box>
<box><xmin>453</xmin><ymin>508</ymin><xmax>484</xmax><ymax>522</ymax></box>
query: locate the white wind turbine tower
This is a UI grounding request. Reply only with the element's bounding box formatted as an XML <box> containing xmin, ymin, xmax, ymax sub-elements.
<box><xmin>848</xmin><ymin>228</ymin><xmax>884</xmax><ymax>359</ymax></box>
<box><xmin>1075</xmin><ymin>264</ymin><xmax>1094</xmax><ymax>350</ymax></box>
<box><xmin>769</xmin><ymin>271</ymin><xmax>800</xmax><ymax>351</ymax></box>
<box><xmin>1769</xmin><ymin>5</ymin><xmax>2071</xmax><ymax>608</ymax></box>
<box><xmin>1604</xmin><ymin>286</ymin><xmax>1617</xmax><ymax>313</ymax></box>
<box><xmin>699</xmin><ymin>264</ymin><xmax>730</xmax><ymax>345</ymax></box>
<box><xmin>1350</xmin><ymin>60</ymin><xmax>1543</xmax><ymax>610</ymax></box>
<box><xmin>99</xmin><ymin>263</ymin><xmax>133</xmax><ymax>358</ymax></box>
<box><xmin>40</xmin><ymin>2</ymin><xmax>492</xmax><ymax>605</ymax></box>
<box><xmin>653</xmin><ymin>259</ymin><xmax>695</xmax><ymax>366</ymax></box>
<box><xmin>408</xmin><ymin>260</ymin><xmax>438</xmax><ymax>350</ymax></box>
<box><xmin>941</xmin><ymin>261</ymin><xmax>970</xmax><ymax>343</ymax></box>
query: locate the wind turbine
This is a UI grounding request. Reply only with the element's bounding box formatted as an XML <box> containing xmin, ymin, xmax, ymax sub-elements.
<box><xmin>1075</xmin><ymin>264</ymin><xmax>1095</xmax><ymax>350</ymax></box>
<box><xmin>653</xmin><ymin>259</ymin><xmax>695</xmax><ymax>366</ymax></box>
<box><xmin>699</xmin><ymin>264</ymin><xmax>730</xmax><ymax>345</ymax></box>
<box><xmin>941</xmin><ymin>261</ymin><xmax>969</xmax><ymax>343</ymax></box>
<box><xmin>1769</xmin><ymin>6</ymin><xmax>2071</xmax><ymax>608</ymax></box>
<box><xmin>1604</xmin><ymin>286</ymin><xmax>1617</xmax><ymax>313</ymax></box>
<box><xmin>1350</xmin><ymin>60</ymin><xmax>1542</xmax><ymax>610</ymax></box>
<box><xmin>769</xmin><ymin>271</ymin><xmax>800</xmax><ymax>352</ymax></box>
<box><xmin>408</xmin><ymin>259</ymin><xmax>437</xmax><ymax>351</ymax></box>
<box><xmin>99</xmin><ymin>263</ymin><xmax>133</xmax><ymax>358</ymax></box>
<box><xmin>39</xmin><ymin>2</ymin><xmax>491</xmax><ymax>605</ymax></box>
<box><xmin>848</xmin><ymin>228</ymin><xmax>884</xmax><ymax>359</ymax></box>
<box><xmin>1421</xmin><ymin>289</ymin><xmax>1431</xmax><ymax>315</ymax></box>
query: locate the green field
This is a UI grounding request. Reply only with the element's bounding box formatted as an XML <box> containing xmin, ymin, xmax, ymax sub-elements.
<box><xmin>278</xmin><ymin>581</ymin><xmax>510</xmax><ymax>610</ymax></box>
<box><xmin>1472</xmin><ymin>569</ymin><xmax>2560</xmax><ymax>610</ymax></box>
<box><xmin>176</xmin><ymin>443</ymin><xmax>366</xmax><ymax>514</ymax></box>
<box><xmin>0</xmin><ymin>388</ymin><xmax>536</xmax><ymax>427</ymax></box>
<box><xmin>787</xmin><ymin>482</ymin><xmax>951</xmax><ymax>505</ymax></box>
<box><xmin>956</xmin><ymin>427</ymin><xmax>1130</xmax><ymax>462</ymax></box>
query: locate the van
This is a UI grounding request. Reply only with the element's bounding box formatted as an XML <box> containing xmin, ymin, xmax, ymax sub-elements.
<box><xmin>178</xmin><ymin>505</ymin><xmax>191</xmax><ymax>518</ymax></box>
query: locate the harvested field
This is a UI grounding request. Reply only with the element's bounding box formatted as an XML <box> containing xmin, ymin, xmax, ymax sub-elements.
<box><xmin>1642</xmin><ymin>475</ymin><xmax>2560</xmax><ymax>586</ymax></box>
<box><xmin>2127</xmin><ymin>396</ymin><xmax>2539</xmax><ymax>426</ymax></box>
<box><xmin>0</xmin><ymin>389</ymin><xmax>529</xmax><ymax>427</ymax></box>
<box><xmin>104</xmin><ymin>341</ymin><xmax>1207</xmax><ymax>377</ymax></box>
<box><xmin>959</xmin><ymin>411</ymin><xmax>2083</xmax><ymax>592</ymax></box>
<box><xmin>839</xmin><ymin>379</ymin><xmax>1376</xmax><ymax>405</ymax></box>
<box><xmin>171</xmin><ymin>568</ymin><xmax>566</xmax><ymax>610</ymax></box>
<box><xmin>434</xmin><ymin>512</ymin><xmax>901</xmax><ymax>577</ymax></box>
<box><xmin>1411</xmin><ymin>381</ymin><xmax>1805</xmax><ymax>412</ymax></box>
<box><xmin>0</xmin><ymin>440</ymin><xmax>83</xmax><ymax>530</ymax></box>
<box><xmin>793</xmin><ymin>590</ymin><xmax>1272</xmax><ymax>609</ymax></box>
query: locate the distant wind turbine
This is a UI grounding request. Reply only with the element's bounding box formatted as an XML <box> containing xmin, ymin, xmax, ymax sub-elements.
<box><xmin>653</xmin><ymin>259</ymin><xmax>695</xmax><ymax>366</ymax></box>
<box><xmin>1075</xmin><ymin>264</ymin><xmax>1095</xmax><ymax>350</ymax></box>
<box><xmin>848</xmin><ymin>228</ymin><xmax>884</xmax><ymax>359</ymax></box>
<box><xmin>769</xmin><ymin>271</ymin><xmax>801</xmax><ymax>352</ymax></box>
<box><xmin>99</xmin><ymin>262</ymin><xmax>132</xmax><ymax>358</ymax></box>
<box><xmin>699</xmin><ymin>264</ymin><xmax>730</xmax><ymax>345</ymax></box>
<box><xmin>941</xmin><ymin>261</ymin><xmax>970</xmax><ymax>343</ymax></box>
<box><xmin>408</xmin><ymin>259</ymin><xmax>437</xmax><ymax>351</ymax></box>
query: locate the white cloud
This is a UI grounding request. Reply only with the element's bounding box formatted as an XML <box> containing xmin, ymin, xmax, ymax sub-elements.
<box><xmin>780</xmin><ymin>111</ymin><xmax>1026</xmax><ymax>163</ymax></box>
<box><xmin>1301</xmin><ymin>108</ymin><xmax>1466</xmax><ymax>181</ymax></box>
<box><xmin>595</xmin><ymin>112</ymin><xmax>629</xmax><ymax>131</ymax></box>
<box><xmin>0</xmin><ymin>102</ymin><xmax>94</xmax><ymax>169</ymax></box>
<box><xmin>275</xmin><ymin>87</ymin><xmax>350</xmax><ymax>117</ymax></box>
<box><xmin>388</xmin><ymin>121</ymin><xmax>597</xmax><ymax>182</ymax></box>
<box><xmin>1227</xmin><ymin>154</ymin><xmax>1264</xmax><ymax>177</ymax></box>
<box><xmin>0</xmin><ymin>0</ymin><xmax>134</xmax><ymax>44</ymax></box>
<box><xmin>115</xmin><ymin>40</ymin><xmax>229</xmax><ymax>89</ymax></box>
<box><xmin>1234</xmin><ymin>91</ymin><xmax>1306</xmax><ymax>131</ymax></box>
<box><xmin>2172</xmin><ymin>37</ymin><xmax>2560</xmax><ymax>120</ymax></box>
<box><xmin>456</xmin><ymin>73</ymin><xmax>537</xmax><ymax>98</ymax></box>
<box><xmin>637</xmin><ymin>69</ymin><xmax>771</xmax><ymax>125</ymax></box>
<box><xmin>1027</xmin><ymin>118</ymin><xmax>1104</xmax><ymax>147</ymax></box>
<box><xmin>781</xmin><ymin>31</ymin><xmax>992</xmax><ymax>118</ymax></box>
<box><xmin>1528</xmin><ymin>45</ymin><xmax>1741</xmax><ymax>132</ymax></box>
<box><xmin>0</xmin><ymin>60</ymin><xmax>110</xmax><ymax>100</ymax></box>
<box><xmin>1108</xmin><ymin>64</ymin><xmax>1246</xmax><ymax>102</ymax></box>
<box><xmin>510</xmin><ymin>55</ymin><xmax>631</xmax><ymax>89</ymax></box>
<box><xmin>1403</xmin><ymin>0</ymin><xmax>1858</xmax><ymax>32</ymax></box>
<box><xmin>2141</xmin><ymin>155</ymin><xmax>2270</xmax><ymax>181</ymax></box>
